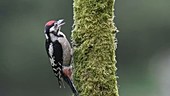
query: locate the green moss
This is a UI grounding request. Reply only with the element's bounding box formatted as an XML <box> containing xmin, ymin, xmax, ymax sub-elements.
<box><xmin>72</xmin><ymin>0</ymin><xmax>119</xmax><ymax>96</ymax></box>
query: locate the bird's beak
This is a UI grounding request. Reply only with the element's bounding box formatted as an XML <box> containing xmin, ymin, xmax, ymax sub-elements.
<box><xmin>52</xmin><ymin>19</ymin><xmax>65</xmax><ymax>34</ymax></box>
<box><xmin>54</xmin><ymin>19</ymin><xmax>65</xmax><ymax>28</ymax></box>
<box><xmin>57</xmin><ymin>19</ymin><xmax>65</xmax><ymax>27</ymax></box>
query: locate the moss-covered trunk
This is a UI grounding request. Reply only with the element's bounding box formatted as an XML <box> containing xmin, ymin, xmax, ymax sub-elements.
<box><xmin>72</xmin><ymin>0</ymin><xmax>119</xmax><ymax>96</ymax></box>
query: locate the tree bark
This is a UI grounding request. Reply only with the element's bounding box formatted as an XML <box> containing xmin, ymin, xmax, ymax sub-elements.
<box><xmin>72</xmin><ymin>0</ymin><xmax>119</xmax><ymax>96</ymax></box>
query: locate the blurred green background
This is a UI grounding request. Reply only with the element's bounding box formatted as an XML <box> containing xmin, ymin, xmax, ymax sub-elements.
<box><xmin>0</xmin><ymin>0</ymin><xmax>170</xmax><ymax>96</ymax></box>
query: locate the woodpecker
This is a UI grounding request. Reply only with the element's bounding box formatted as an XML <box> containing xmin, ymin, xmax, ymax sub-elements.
<box><xmin>44</xmin><ymin>19</ymin><xmax>79</xmax><ymax>96</ymax></box>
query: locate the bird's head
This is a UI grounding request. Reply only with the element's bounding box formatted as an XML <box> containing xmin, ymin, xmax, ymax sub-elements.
<box><xmin>44</xmin><ymin>19</ymin><xmax>65</xmax><ymax>39</ymax></box>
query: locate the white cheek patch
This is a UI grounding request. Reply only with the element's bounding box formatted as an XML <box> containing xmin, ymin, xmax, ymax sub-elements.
<box><xmin>49</xmin><ymin>43</ymin><xmax>53</xmax><ymax>57</ymax></box>
<box><xmin>49</xmin><ymin>26</ymin><xmax>55</xmax><ymax>32</ymax></box>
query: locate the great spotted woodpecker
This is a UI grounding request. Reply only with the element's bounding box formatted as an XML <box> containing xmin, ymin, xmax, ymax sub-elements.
<box><xmin>44</xmin><ymin>19</ymin><xmax>79</xmax><ymax>96</ymax></box>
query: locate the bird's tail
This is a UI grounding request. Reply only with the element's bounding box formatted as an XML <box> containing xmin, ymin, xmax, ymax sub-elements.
<box><xmin>63</xmin><ymin>76</ymin><xmax>79</xmax><ymax>96</ymax></box>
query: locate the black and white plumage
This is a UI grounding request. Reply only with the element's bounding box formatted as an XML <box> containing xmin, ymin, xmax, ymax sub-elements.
<box><xmin>44</xmin><ymin>19</ymin><xmax>79</xmax><ymax>96</ymax></box>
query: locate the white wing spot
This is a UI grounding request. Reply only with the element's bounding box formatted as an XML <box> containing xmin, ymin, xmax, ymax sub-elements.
<box><xmin>50</xmin><ymin>58</ymin><xmax>55</xmax><ymax>66</ymax></box>
<box><xmin>45</xmin><ymin>34</ymin><xmax>48</xmax><ymax>39</ymax></box>
<box><xmin>49</xmin><ymin>43</ymin><xmax>53</xmax><ymax>57</ymax></box>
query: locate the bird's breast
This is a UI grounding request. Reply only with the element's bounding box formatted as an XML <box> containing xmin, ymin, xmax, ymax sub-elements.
<box><xmin>58</xmin><ymin>37</ymin><xmax>71</xmax><ymax>65</ymax></box>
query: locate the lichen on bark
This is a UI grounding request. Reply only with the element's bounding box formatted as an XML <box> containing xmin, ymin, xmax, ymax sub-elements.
<box><xmin>72</xmin><ymin>0</ymin><xmax>119</xmax><ymax>96</ymax></box>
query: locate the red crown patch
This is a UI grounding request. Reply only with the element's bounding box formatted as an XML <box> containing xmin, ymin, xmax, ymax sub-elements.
<box><xmin>45</xmin><ymin>20</ymin><xmax>55</xmax><ymax>26</ymax></box>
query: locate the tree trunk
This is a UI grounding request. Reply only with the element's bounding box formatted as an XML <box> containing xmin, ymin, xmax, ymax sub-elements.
<box><xmin>72</xmin><ymin>0</ymin><xmax>119</xmax><ymax>96</ymax></box>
